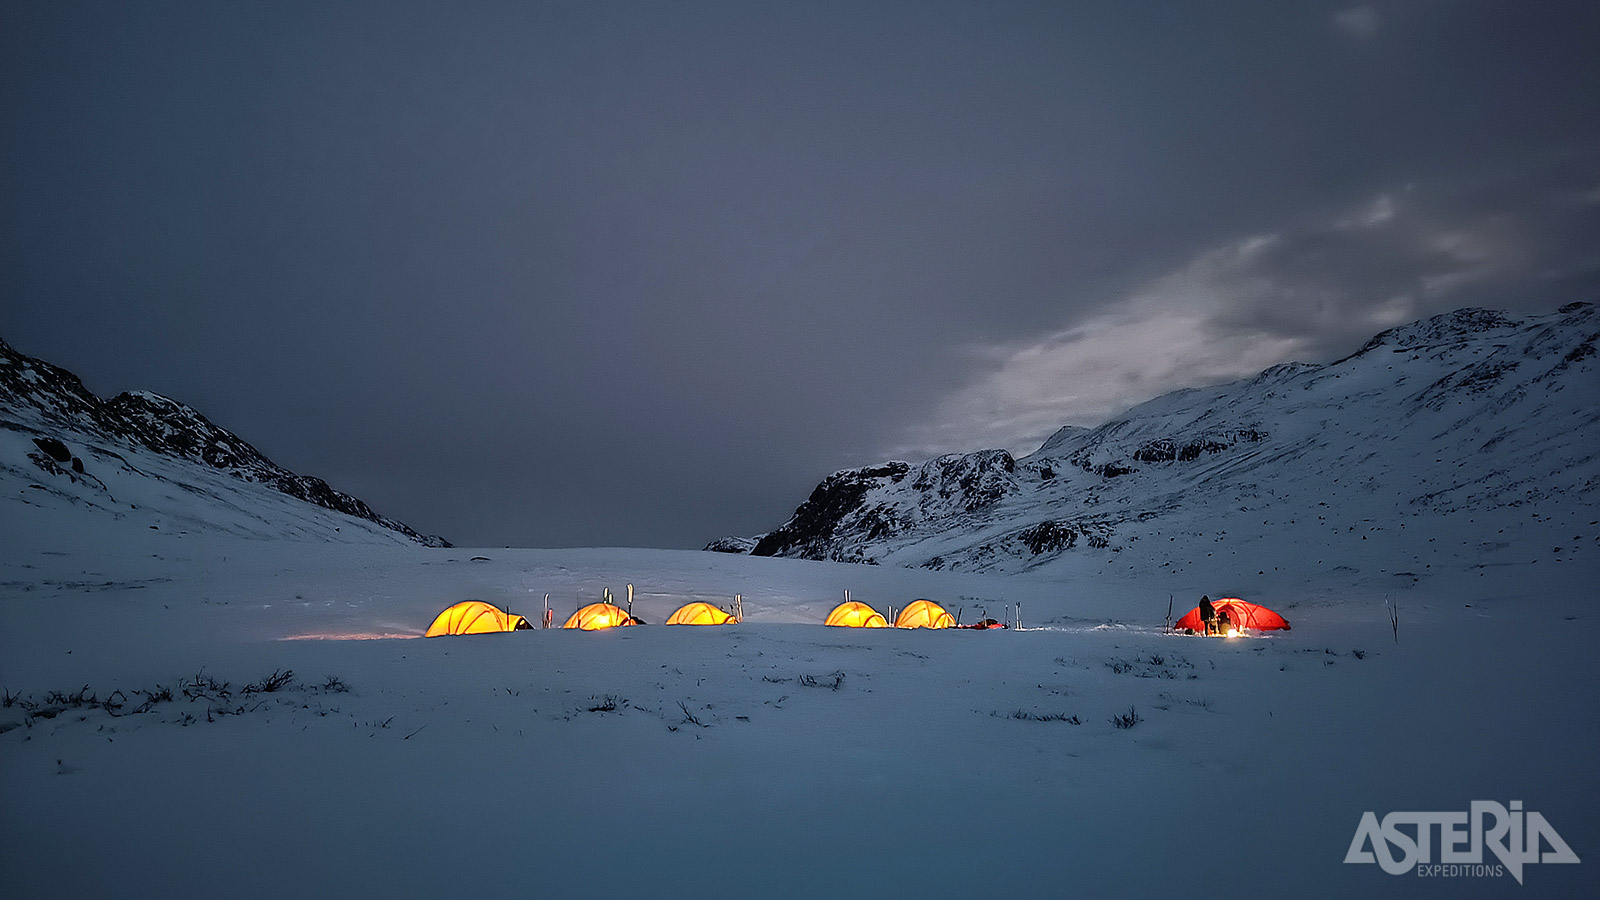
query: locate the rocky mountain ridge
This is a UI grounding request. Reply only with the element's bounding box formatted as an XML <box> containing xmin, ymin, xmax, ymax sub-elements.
<box><xmin>716</xmin><ymin>303</ymin><xmax>1599</xmax><ymax>576</ymax></box>
<box><xmin>1</xmin><ymin>338</ymin><xmax>447</xmax><ymax>546</ymax></box>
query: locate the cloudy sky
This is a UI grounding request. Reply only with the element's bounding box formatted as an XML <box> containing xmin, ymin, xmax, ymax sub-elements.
<box><xmin>3</xmin><ymin>1</ymin><xmax>1597</xmax><ymax>548</ymax></box>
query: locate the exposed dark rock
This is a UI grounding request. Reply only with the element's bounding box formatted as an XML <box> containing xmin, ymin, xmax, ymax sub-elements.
<box><xmin>703</xmin><ymin>536</ymin><xmax>758</xmax><ymax>554</ymax></box>
<box><xmin>743</xmin><ymin>451</ymin><xmax>1024</xmax><ymax>561</ymax></box>
<box><xmin>909</xmin><ymin>449</ymin><xmax>1017</xmax><ymax>511</ymax></box>
<box><xmin>1132</xmin><ymin>429</ymin><xmax>1267</xmax><ymax>463</ymax></box>
<box><xmin>1457</xmin><ymin>360</ymin><xmax>1521</xmax><ymax>392</ymax></box>
<box><xmin>0</xmin><ymin>339</ymin><xmax>106</xmax><ymax>425</ymax></box>
<box><xmin>27</xmin><ymin>449</ymin><xmax>110</xmax><ymax>494</ymax></box>
<box><xmin>1080</xmin><ymin>460</ymin><xmax>1136</xmax><ymax>478</ymax></box>
<box><xmin>27</xmin><ymin>450</ymin><xmax>67</xmax><ymax>478</ymax></box>
<box><xmin>1015</xmin><ymin>520</ymin><xmax>1080</xmax><ymax>555</ymax></box>
<box><xmin>750</xmin><ymin>462</ymin><xmax>910</xmax><ymax>558</ymax></box>
<box><xmin>1005</xmin><ymin>520</ymin><xmax>1112</xmax><ymax>557</ymax></box>
<box><xmin>33</xmin><ymin>436</ymin><xmax>71</xmax><ymax>462</ymax></box>
<box><xmin>1132</xmin><ymin>440</ymin><xmax>1177</xmax><ymax>463</ymax></box>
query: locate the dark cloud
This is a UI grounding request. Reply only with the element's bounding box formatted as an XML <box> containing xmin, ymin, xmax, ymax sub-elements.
<box><xmin>904</xmin><ymin>160</ymin><xmax>1600</xmax><ymax>457</ymax></box>
<box><xmin>1209</xmin><ymin>153</ymin><xmax>1600</xmax><ymax>356</ymax></box>
<box><xmin>2</xmin><ymin>1</ymin><xmax>1597</xmax><ymax>546</ymax></box>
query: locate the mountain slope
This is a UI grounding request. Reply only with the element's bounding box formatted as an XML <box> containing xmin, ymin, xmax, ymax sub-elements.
<box><xmin>732</xmin><ymin>303</ymin><xmax>1599</xmax><ymax>577</ymax></box>
<box><xmin>0</xmin><ymin>338</ymin><xmax>447</xmax><ymax>546</ymax></box>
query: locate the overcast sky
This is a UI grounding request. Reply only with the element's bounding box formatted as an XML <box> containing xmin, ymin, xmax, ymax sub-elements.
<box><xmin>3</xmin><ymin>1</ymin><xmax>1597</xmax><ymax>548</ymax></box>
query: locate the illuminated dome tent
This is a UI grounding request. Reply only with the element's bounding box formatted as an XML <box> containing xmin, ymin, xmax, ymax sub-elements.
<box><xmin>824</xmin><ymin>601</ymin><xmax>887</xmax><ymax>628</ymax></box>
<box><xmin>425</xmin><ymin>601</ymin><xmax>531</xmax><ymax>637</ymax></box>
<box><xmin>562</xmin><ymin>602</ymin><xmax>635</xmax><ymax>631</ymax></box>
<box><xmin>1174</xmin><ymin>598</ymin><xmax>1290</xmax><ymax>633</ymax></box>
<box><xmin>895</xmin><ymin>599</ymin><xmax>955</xmax><ymax>629</ymax></box>
<box><xmin>666</xmin><ymin>602</ymin><xmax>738</xmax><ymax>626</ymax></box>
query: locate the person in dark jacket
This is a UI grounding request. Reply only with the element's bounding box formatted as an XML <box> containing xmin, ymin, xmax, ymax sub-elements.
<box><xmin>1198</xmin><ymin>595</ymin><xmax>1217</xmax><ymax>635</ymax></box>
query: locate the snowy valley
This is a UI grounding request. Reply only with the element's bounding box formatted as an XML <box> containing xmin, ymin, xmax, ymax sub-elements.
<box><xmin>0</xmin><ymin>306</ymin><xmax>1595</xmax><ymax>899</ymax></box>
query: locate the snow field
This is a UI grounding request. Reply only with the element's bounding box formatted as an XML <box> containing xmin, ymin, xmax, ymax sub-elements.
<box><xmin>2</xmin><ymin>528</ymin><xmax>1594</xmax><ymax>899</ymax></box>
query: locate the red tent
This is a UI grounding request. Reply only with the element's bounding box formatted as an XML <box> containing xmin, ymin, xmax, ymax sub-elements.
<box><xmin>1174</xmin><ymin>598</ymin><xmax>1290</xmax><ymax>633</ymax></box>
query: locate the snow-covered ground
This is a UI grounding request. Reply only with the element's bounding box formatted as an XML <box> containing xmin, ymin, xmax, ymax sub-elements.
<box><xmin>2</xmin><ymin>502</ymin><xmax>1594</xmax><ymax>898</ymax></box>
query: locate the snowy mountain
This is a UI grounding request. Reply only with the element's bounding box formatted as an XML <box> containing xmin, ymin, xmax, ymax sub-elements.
<box><xmin>0</xmin><ymin>338</ymin><xmax>448</xmax><ymax>546</ymax></box>
<box><xmin>3</xmin><ymin>314</ymin><xmax>1595</xmax><ymax>900</ymax></box>
<box><xmin>730</xmin><ymin>304</ymin><xmax>1599</xmax><ymax>574</ymax></box>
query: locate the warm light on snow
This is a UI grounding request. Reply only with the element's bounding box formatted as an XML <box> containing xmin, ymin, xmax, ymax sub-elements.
<box><xmin>279</xmin><ymin>632</ymin><xmax>420</xmax><ymax>641</ymax></box>
<box><xmin>2</xmin><ymin>306</ymin><xmax>1595</xmax><ymax>899</ymax></box>
<box><xmin>1</xmin><ymin>501</ymin><xmax>1594</xmax><ymax>899</ymax></box>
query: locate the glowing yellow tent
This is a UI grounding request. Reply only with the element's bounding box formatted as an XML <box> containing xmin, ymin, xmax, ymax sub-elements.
<box><xmin>562</xmin><ymin>602</ymin><xmax>634</xmax><ymax>631</ymax></box>
<box><xmin>425</xmin><ymin>600</ymin><xmax>531</xmax><ymax>637</ymax></box>
<box><xmin>894</xmin><ymin>599</ymin><xmax>955</xmax><ymax>629</ymax></box>
<box><xmin>824</xmin><ymin>601</ymin><xmax>887</xmax><ymax>628</ymax></box>
<box><xmin>666</xmin><ymin>602</ymin><xmax>738</xmax><ymax>626</ymax></box>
